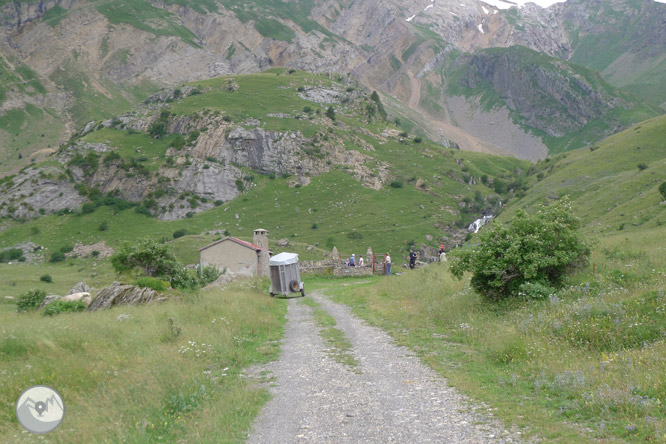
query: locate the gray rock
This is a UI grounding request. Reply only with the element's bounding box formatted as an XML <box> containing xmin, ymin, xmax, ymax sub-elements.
<box><xmin>67</xmin><ymin>282</ymin><xmax>90</xmax><ymax>296</ymax></box>
<box><xmin>88</xmin><ymin>282</ymin><xmax>167</xmax><ymax>311</ymax></box>
<box><xmin>39</xmin><ymin>295</ymin><xmax>60</xmax><ymax>308</ymax></box>
<box><xmin>276</xmin><ymin>239</ymin><xmax>290</xmax><ymax>247</ymax></box>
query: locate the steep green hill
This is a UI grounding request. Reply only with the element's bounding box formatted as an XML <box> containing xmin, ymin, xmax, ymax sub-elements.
<box><xmin>512</xmin><ymin>113</ymin><xmax>666</xmax><ymax>234</ymax></box>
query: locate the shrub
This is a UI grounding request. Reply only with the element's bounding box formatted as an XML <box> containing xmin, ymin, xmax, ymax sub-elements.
<box><xmin>111</xmin><ymin>239</ymin><xmax>199</xmax><ymax>290</ymax></box>
<box><xmin>450</xmin><ymin>198</ymin><xmax>589</xmax><ymax>301</ymax></box>
<box><xmin>99</xmin><ymin>221</ymin><xmax>108</xmax><ymax>231</ymax></box>
<box><xmin>42</xmin><ymin>300</ymin><xmax>86</xmax><ymax>316</ymax></box>
<box><xmin>60</xmin><ymin>244</ymin><xmax>74</xmax><ymax>253</ymax></box>
<box><xmin>49</xmin><ymin>251</ymin><xmax>66</xmax><ymax>263</ymax></box>
<box><xmin>326</xmin><ymin>106</ymin><xmax>336</xmax><ymax>121</ymax></box>
<box><xmin>347</xmin><ymin>231</ymin><xmax>363</xmax><ymax>240</ymax></box>
<box><xmin>173</xmin><ymin>228</ymin><xmax>188</xmax><ymax>239</ymax></box>
<box><xmin>16</xmin><ymin>289</ymin><xmax>47</xmax><ymax>312</ymax></box>
<box><xmin>199</xmin><ymin>265</ymin><xmax>220</xmax><ymax>286</ymax></box>
<box><xmin>413</xmin><ymin>136</ymin><xmax>422</xmax><ymax>143</ymax></box>
<box><xmin>390</xmin><ymin>180</ymin><xmax>403</xmax><ymax>189</ymax></box>
<box><xmin>81</xmin><ymin>202</ymin><xmax>96</xmax><ymax>214</ymax></box>
<box><xmin>0</xmin><ymin>248</ymin><xmax>24</xmax><ymax>263</ymax></box>
<box><xmin>135</xmin><ymin>276</ymin><xmax>170</xmax><ymax>291</ymax></box>
<box><xmin>637</xmin><ymin>162</ymin><xmax>648</xmax><ymax>171</ymax></box>
<box><xmin>659</xmin><ymin>182</ymin><xmax>666</xmax><ymax>200</ymax></box>
<box><xmin>40</xmin><ymin>274</ymin><xmax>53</xmax><ymax>283</ymax></box>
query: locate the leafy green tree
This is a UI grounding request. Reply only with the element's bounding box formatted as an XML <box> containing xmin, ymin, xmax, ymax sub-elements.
<box><xmin>326</xmin><ymin>106</ymin><xmax>336</xmax><ymax>121</ymax></box>
<box><xmin>450</xmin><ymin>199</ymin><xmax>589</xmax><ymax>301</ymax></box>
<box><xmin>111</xmin><ymin>239</ymin><xmax>178</xmax><ymax>278</ymax></box>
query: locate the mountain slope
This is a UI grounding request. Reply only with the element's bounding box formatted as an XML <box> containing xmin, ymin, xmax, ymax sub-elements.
<box><xmin>0</xmin><ymin>0</ymin><xmax>664</xmax><ymax>173</ymax></box>
<box><xmin>0</xmin><ymin>69</ymin><xmax>529</xmax><ymax>259</ymax></box>
<box><xmin>509</xmin><ymin>113</ymin><xmax>666</xmax><ymax>234</ymax></box>
<box><xmin>443</xmin><ymin>46</ymin><xmax>660</xmax><ymax>153</ymax></box>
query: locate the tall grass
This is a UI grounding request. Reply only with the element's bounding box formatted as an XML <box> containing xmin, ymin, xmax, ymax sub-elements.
<box><xmin>0</xmin><ymin>279</ymin><xmax>286</xmax><ymax>443</ymax></box>
<box><xmin>327</xmin><ymin>227</ymin><xmax>666</xmax><ymax>442</ymax></box>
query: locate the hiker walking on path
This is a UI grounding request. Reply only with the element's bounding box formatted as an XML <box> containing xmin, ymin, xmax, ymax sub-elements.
<box><xmin>409</xmin><ymin>249</ymin><xmax>417</xmax><ymax>269</ymax></box>
<box><xmin>384</xmin><ymin>253</ymin><xmax>392</xmax><ymax>275</ymax></box>
<box><xmin>349</xmin><ymin>254</ymin><xmax>356</xmax><ymax>267</ymax></box>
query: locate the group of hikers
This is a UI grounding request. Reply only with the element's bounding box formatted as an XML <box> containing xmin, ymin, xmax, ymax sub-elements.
<box><xmin>343</xmin><ymin>245</ymin><xmax>447</xmax><ymax>276</ymax></box>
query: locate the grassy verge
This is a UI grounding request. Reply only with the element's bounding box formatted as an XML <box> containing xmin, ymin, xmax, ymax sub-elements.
<box><xmin>320</xmin><ymin>228</ymin><xmax>666</xmax><ymax>443</ymax></box>
<box><xmin>0</xmin><ymin>278</ymin><xmax>286</xmax><ymax>443</ymax></box>
<box><xmin>300</xmin><ymin>297</ymin><xmax>359</xmax><ymax>372</ymax></box>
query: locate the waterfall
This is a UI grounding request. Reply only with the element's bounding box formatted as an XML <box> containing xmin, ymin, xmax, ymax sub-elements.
<box><xmin>468</xmin><ymin>215</ymin><xmax>493</xmax><ymax>233</ymax></box>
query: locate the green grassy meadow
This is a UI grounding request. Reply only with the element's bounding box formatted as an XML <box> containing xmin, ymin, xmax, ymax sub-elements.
<box><xmin>0</xmin><ymin>279</ymin><xmax>286</xmax><ymax>443</ymax></box>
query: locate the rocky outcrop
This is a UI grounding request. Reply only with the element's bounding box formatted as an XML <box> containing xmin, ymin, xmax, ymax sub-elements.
<box><xmin>66</xmin><ymin>282</ymin><xmax>90</xmax><ymax>295</ymax></box>
<box><xmin>88</xmin><ymin>282</ymin><xmax>168</xmax><ymax>311</ymax></box>
<box><xmin>0</xmin><ymin>166</ymin><xmax>85</xmax><ymax>219</ymax></box>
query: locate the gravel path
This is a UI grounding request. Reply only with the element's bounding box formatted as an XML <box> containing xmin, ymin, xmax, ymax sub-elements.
<box><xmin>247</xmin><ymin>291</ymin><xmax>523</xmax><ymax>443</ymax></box>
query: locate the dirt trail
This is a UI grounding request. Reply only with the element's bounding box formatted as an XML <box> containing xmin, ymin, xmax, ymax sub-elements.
<box><xmin>246</xmin><ymin>292</ymin><xmax>523</xmax><ymax>443</ymax></box>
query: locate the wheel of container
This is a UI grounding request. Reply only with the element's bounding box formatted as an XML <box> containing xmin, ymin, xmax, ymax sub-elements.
<box><xmin>270</xmin><ymin>292</ymin><xmax>275</xmax><ymax>298</ymax></box>
<box><xmin>300</xmin><ymin>289</ymin><xmax>305</xmax><ymax>297</ymax></box>
<box><xmin>289</xmin><ymin>280</ymin><xmax>299</xmax><ymax>292</ymax></box>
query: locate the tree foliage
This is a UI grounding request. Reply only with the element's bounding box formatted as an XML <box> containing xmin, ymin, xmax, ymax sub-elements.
<box><xmin>111</xmin><ymin>239</ymin><xmax>219</xmax><ymax>290</ymax></box>
<box><xmin>450</xmin><ymin>199</ymin><xmax>589</xmax><ymax>301</ymax></box>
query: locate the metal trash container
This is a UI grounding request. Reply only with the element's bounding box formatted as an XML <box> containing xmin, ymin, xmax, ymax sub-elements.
<box><xmin>269</xmin><ymin>252</ymin><xmax>305</xmax><ymax>297</ymax></box>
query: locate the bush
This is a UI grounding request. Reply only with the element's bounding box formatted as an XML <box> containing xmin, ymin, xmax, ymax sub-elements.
<box><xmin>49</xmin><ymin>251</ymin><xmax>66</xmax><ymax>263</ymax></box>
<box><xmin>81</xmin><ymin>202</ymin><xmax>96</xmax><ymax>214</ymax></box>
<box><xmin>40</xmin><ymin>274</ymin><xmax>53</xmax><ymax>283</ymax></box>
<box><xmin>390</xmin><ymin>180</ymin><xmax>403</xmax><ymax>189</ymax></box>
<box><xmin>637</xmin><ymin>163</ymin><xmax>648</xmax><ymax>171</ymax></box>
<box><xmin>42</xmin><ymin>300</ymin><xmax>86</xmax><ymax>316</ymax></box>
<box><xmin>0</xmin><ymin>248</ymin><xmax>24</xmax><ymax>263</ymax></box>
<box><xmin>99</xmin><ymin>221</ymin><xmax>108</xmax><ymax>231</ymax></box>
<box><xmin>173</xmin><ymin>228</ymin><xmax>188</xmax><ymax>239</ymax></box>
<box><xmin>111</xmin><ymin>239</ymin><xmax>199</xmax><ymax>290</ymax></box>
<box><xmin>326</xmin><ymin>106</ymin><xmax>336</xmax><ymax>121</ymax></box>
<box><xmin>199</xmin><ymin>265</ymin><xmax>220</xmax><ymax>286</ymax></box>
<box><xmin>659</xmin><ymin>182</ymin><xmax>666</xmax><ymax>200</ymax></box>
<box><xmin>450</xmin><ymin>199</ymin><xmax>589</xmax><ymax>301</ymax></box>
<box><xmin>16</xmin><ymin>289</ymin><xmax>47</xmax><ymax>312</ymax></box>
<box><xmin>135</xmin><ymin>276</ymin><xmax>170</xmax><ymax>291</ymax></box>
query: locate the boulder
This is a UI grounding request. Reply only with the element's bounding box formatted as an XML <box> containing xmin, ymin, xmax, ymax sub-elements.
<box><xmin>67</xmin><ymin>282</ymin><xmax>90</xmax><ymax>295</ymax></box>
<box><xmin>61</xmin><ymin>292</ymin><xmax>91</xmax><ymax>306</ymax></box>
<box><xmin>88</xmin><ymin>282</ymin><xmax>167</xmax><ymax>311</ymax></box>
<box><xmin>276</xmin><ymin>238</ymin><xmax>290</xmax><ymax>247</ymax></box>
<box><xmin>39</xmin><ymin>295</ymin><xmax>60</xmax><ymax>308</ymax></box>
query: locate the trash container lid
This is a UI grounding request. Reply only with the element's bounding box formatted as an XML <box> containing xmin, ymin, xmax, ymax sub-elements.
<box><xmin>269</xmin><ymin>252</ymin><xmax>299</xmax><ymax>266</ymax></box>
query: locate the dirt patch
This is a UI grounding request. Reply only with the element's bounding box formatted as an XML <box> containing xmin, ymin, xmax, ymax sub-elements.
<box><xmin>67</xmin><ymin>241</ymin><xmax>115</xmax><ymax>259</ymax></box>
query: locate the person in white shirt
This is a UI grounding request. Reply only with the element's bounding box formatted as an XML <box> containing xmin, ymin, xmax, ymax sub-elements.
<box><xmin>359</xmin><ymin>256</ymin><xmax>364</xmax><ymax>267</ymax></box>
<box><xmin>384</xmin><ymin>253</ymin><xmax>392</xmax><ymax>275</ymax></box>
